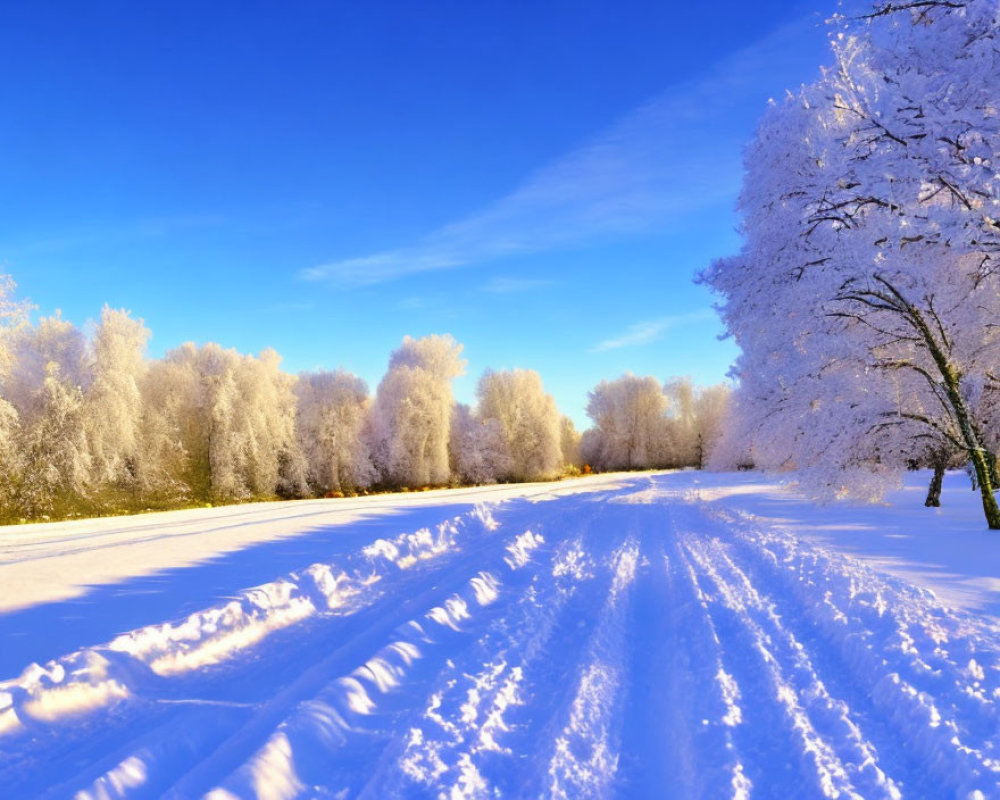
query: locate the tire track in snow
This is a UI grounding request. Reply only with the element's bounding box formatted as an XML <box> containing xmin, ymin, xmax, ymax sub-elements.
<box><xmin>46</xmin><ymin>492</ymin><xmax>618</xmax><ymax>800</ymax></box>
<box><xmin>2</xmin><ymin>504</ymin><xmax>502</xmax><ymax>736</ymax></box>
<box><xmin>201</xmin><ymin>571</ymin><xmax>504</xmax><ymax>800</ymax></box>
<box><xmin>354</xmin><ymin>503</ymin><xmax>634</xmax><ymax>799</ymax></box>
<box><xmin>0</xmin><ymin>480</ymin><xmax>618</xmax><ymax>566</ymax></box>
<box><xmin>682</xmin><ymin>532</ymin><xmax>900</xmax><ymax>799</ymax></box>
<box><xmin>5</xmin><ymin>473</ymin><xmax>1000</xmax><ymax>798</ymax></box>
<box><xmin>703</xmin><ymin>503</ymin><xmax>1000</xmax><ymax>798</ymax></box>
<box><xmin>1</xmin><ymin>501</ymin><xmax>540</xmax><ymax>798</ymax></box>
<box><xmin>357</xmin><ymin>518</ymin><xmax>608</xmax><ymax>799</ymax></box>
<box><xmin>160</xmin><ymin>496</ymin><xmax>616</xmax><ymax>796</ymax></box>
<box><xmin>171</xmin><ymin>501</ymin><xmax>611</xmax><ymax>799</ymax></box>
<box><xmin>616</xmin><ymin>505</ymin><xmax>750</xmax><ymax>800</ymax></box>
<box><xmin>705</xmin><ymin>509</ymin><xmax>943</xmax><ymax>798</ymax></box>
<box><xmin>543</xmin><ymin>534</ymin><xmax>639</xmax><ymax>799</ymax></box>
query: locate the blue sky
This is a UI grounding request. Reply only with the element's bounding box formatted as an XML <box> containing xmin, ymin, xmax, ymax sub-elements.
<box><xmin>0</xmin><ymin>1</ymin><xmax>833</xmax><ymax>427</ymax></box>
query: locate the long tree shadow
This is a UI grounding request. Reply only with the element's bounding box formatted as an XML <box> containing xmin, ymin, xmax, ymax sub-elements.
<box><xmin>0</xmin><ymin>500</ymin><xmax>502</xmax><ymax>679</ymax></box>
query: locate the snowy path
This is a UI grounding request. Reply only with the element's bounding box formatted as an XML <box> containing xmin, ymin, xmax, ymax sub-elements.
<box><xmin>2</xmin><ymin>474</ymin><xmax>1000</xmax><ymax>798</ymax></box>
<box><xmin>0</xmin><ymin>474</ymin><xmax>633</xmax><ymax>615</ymax></box>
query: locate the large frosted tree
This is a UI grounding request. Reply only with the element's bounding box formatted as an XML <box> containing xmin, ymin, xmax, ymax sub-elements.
<box><xmin>0</xmin><ymin>277</ymin><xmax>31</xmax><ymax>513</ymax></box>
<box><xmin>371</xmin><ymin>335</ymin><xmax>465</xmax><ymax>487</ymax></box>
<box><xmin>476</xmin><ymin>369</ymin><xmax>562</xmax><ymax>481</ymax></box>
<box><xmin>5</xmin><ymin>315</ymin><xmax>92</xmax><ymax>515</ymax></box>
<box><xmin>703</xmin><ymin>0</ymin><xmax>1000</xmax><ymax>525</ymax></box>
<box><xmin>584</xmin><ymin>374</ymin><xmax>669</xmax><ymax>470</ymax></box>
<box><xmin>85</xmin><ymin>307</ymin><xmax>151</xmax><ymax>492</ymax></box>
<box><xmin>449</xmin><ymin>402</ymin><xmax>511</xmax><ymax>485</ymax></box>
<box><xmin>295</xmin><ymin>369</ymin><xmax>375</xmax><ymax>494</ymax></box>
<box><xmin>145</xmin><ymin>343</ymin><xmax>307</xmax><ymax>501</ymax></box>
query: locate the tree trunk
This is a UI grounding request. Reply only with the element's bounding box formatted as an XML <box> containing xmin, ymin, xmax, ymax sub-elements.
<box><xmin>970</xmin><ymin>417</ymin><xmax>1000</xmax><ymax>488</ymax></box>
<box><xmin>988</xmin><ymin>449</ymin><xmax>1000</xmax><ymax>490</ymax></box>
<box><xmin>938</xmin><ymin>374</ymin><xmax>1000</xmax><ymax>527</ymax></box>
<box><xmin>925</xmin><ymin>460</ymin><xmax>945</xmax><ymax>507</ymax></box>
<box><xmin>841</xmin><ymin>277</ymin><xmax>1000</xmax><ymax>528</ymax></box>
<box><xmin>898</xmin><ymin>287</ymin><xmax>1000</xmax><ymax>529</ymax></box>
<box><xmin>968</xmin><ymin>448</ymin><xmax>1000</xmax><ymax>527</ymax></box>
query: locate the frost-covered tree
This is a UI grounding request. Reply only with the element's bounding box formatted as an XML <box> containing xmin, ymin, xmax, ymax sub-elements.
<box><xmin>4</xmin><ymin>315</ymin><xmax>92</xmax><ymax>515</ymax></box>
<box><xmin>371</xmin><ymin>335</ymin><xmax>465</xmax><ymax>487</ymax></box>
<box><xmin>692</xmin><ymin>383</ymin><xmax>731</xmax><ymax>469</ymax></box>
<box><xmin>140</xmin><ymin>349</ymin><xmax>202</xmax><ymax>499</ymax></box>
<box><xmin>560</xmin><ymin>415</ymin><xmax>582</xmax><ymax>469</ymax></box>
<box><xmin>143</xmin><ymin>343</ymin><xmax>227</xmax><ymax>498</ymax></box>
<box><xmin>16</xmin><ymin>362</ymin><xmax>91</xmax><ymax>516</ymax></box>
<box><xmin>584</xmin><ymin>375</ymin><xmax>669</xmax><ymax>470</ymax></box>
<box><xmin>5</xmin><ymin>313</ymin><xmax>90</xmax><ymax>416</ymax></box>
<box><xmin>146</xmin><ymin>343</ymin><xmax>306</xmax><ymax>501</ymax></box>
<box><xmin>295</xmin><ymin>369</ymin><xmax>375</xmax><ymax>494</ymax></box>
<box><xmin>449</xmin><ymin>402</ymin><xmax>511</xmax><ymax>485</ymax></box>
<box><xmin>663</xmin><ymin>379</ymin><xmax>731</xmax><ymax>469</ymax></box>
<box><xmin>190</xmin><ymin>343</ymin><xmax>245</xmax><ymax>498</ymax></box>
<box><xmin>0</xmin><ymin>279</ymin><xmax>629</xmax><ymax>518</ymax></box>
<box><xmin>581</xmin><ymin>375</ymin><xmax>728</xmax><ymax>471</ymax></box>
<box><xmin>0</xmin><ymin>275</ymin><xmax>31</xmax><ymax>384</ymax></box>
<box><xmin>703</xmin><ymin>0</ymin><xmax>1000</xmax><ymax>525</ymax></box>
<box><xmin>663</xmin><ymin>378</ymin><xmax>696</xmax><ymax>468</ymax></box>
<box><xmin>0</xmin><ymin>276</ymin><xmax>31</xmax><ymax>513</ymax></box>
<box><xmin>476</xmin><ymin>369</ymin><xmax>562</xmax><ymax>481</ymax></box>
<box><xmin>238</xmin><ymin>348</ymin><xmax>307</xmax><ymax>498</ymax></box>
<box><xmin>85</xmin><ymin>307</ymin><xmax>150</xmax><ymax>492</ymax></box>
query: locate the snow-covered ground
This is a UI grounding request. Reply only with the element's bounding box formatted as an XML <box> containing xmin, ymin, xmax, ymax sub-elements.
<box><xmin>2</xmin><ymin>470</ymin><xmax>999</xmax><ymax>798</ymax></box>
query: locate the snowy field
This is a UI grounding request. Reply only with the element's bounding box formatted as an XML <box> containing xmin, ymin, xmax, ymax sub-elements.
<box><xmin>2</xmin><ymin>471</ymin><xmax>1000</xmax><ymax>798</ymax></box>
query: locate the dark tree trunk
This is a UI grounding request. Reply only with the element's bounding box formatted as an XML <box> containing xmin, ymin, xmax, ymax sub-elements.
<box><xmin>941</xmin><ymin>382</ymin><xmax>1000</xmax><ymax>527</ymax></box>
<box><xmin>836</xmin><ymin>276</ymin><xmax>1000</xmax><ymax>528</ymax></box>
<box><xmin>891</xmin><ymin>282</ymin><xmax>1000</xmax><ymax>528</ymax></box>
<box><xmin>925</xmin><ymin>460</ymin><xmax>945</xmax><ymax>507</ymax></box>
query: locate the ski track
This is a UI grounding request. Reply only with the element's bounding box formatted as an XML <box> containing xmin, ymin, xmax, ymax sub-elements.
<box><xmin>1</xmin><ymin>475</ymin><xmax>999</xmax><ymax>798</ymax></box>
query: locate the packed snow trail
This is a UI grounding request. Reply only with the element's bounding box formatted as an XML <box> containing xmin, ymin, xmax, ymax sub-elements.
<box><xmin>2</xmin><ymin>474</ymin><xmax>1000</xmax><ymax>798</ymax></box>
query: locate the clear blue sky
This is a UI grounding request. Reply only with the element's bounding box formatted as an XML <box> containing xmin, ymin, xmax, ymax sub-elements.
<box><xmin>0</xmin><ymin>1</ymin><xmax>833</xmax><ymax>427</ymax></box>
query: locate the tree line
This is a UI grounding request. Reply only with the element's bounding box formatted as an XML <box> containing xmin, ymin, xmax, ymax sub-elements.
<box><xmin>703</xmin><ymin>0</ymin><xmax>1000</xmax><ymax>525</ymax></box>
<box><xmin>0</xmin><ymin>278</ymin><xmax>728</xmax><ymax>522</ymax></box>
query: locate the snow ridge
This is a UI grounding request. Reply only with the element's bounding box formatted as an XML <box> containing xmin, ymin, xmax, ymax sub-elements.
<box><xmin>0</xmin><ymin>503</ymin><xmax>501</xmax><ymax>738</ymax></box>
<box><xmin>4</xmin><ymin>474</ymin><xmax>1000</xmax><ymax>799</ymax></box>
<box><xmin>705</xmin><ymin>505</ymin><xmax>1000</xmax><ymax>797</ymax></box>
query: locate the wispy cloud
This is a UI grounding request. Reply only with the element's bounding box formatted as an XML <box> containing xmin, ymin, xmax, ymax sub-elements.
<box><xmin>481</xmin><ymin>276</ymin><xmax>555</xmax><ymax>294</ymax></box>
<box><xmin>0</xmin><ymin>213</ymin><xmax>226</xmax><ymax>257</ymax></box>
<box><xmin>590</xmin><ymin>309</ymin><xmax>717</xmax><ymax>353</ymax></box>
<box><xmin>260</xmin><ymin>300</ymin><xmax>315</xmax><ymax>314</ymax></box>
<box><xmin>397</xmin><ymin>295</ymin><xmax>436</xmax><ymax>310</ymax></box>
<box><xmin>300</xmin><ymin>16</ymin><xmax>824</xmax><ymax>288</ymax></box>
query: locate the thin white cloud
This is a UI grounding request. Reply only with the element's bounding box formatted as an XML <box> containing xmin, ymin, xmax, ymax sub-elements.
<box><xmin>300</xmin><ymin>15</ymin><xmax>824</xmax><ymax>288</ymax></box>
<box><xmin>261</xmin><ymin>301</ymin><xmax>315</xmax><ymax>314</ymax></box>
<box><xmin>0</xmin><ymin>213</ymin><xmax>226</xmax><ymax>257</ymax></box>
<box><xmin>397</xmin><ymin>295</ymin><xmax>435</xmax><ymax>310</ymax></box>
<box><xmin>481</xmin><ymin>276</ymin><xmax>555</xmax><ymax>294</ymax></box>
<box><xmin>590</xmin><ymin>309</ymin><xmax>717</xmax><ymax>353</ymax></box>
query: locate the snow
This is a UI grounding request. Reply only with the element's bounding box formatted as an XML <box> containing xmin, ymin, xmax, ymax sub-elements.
<box><xmin>0</xmin><ymin>476</ymin><xmax>627</xmax><ymax>615</ymax></box>
<box><xmin>689</xmin><ymin>469</ymin><xmax>1000</xmax><ymax>618</ymax></box>
<box><xmin>2</xmin><ymin>469</ymin><xmax>1000</xmax><ymax>797</ymax></box>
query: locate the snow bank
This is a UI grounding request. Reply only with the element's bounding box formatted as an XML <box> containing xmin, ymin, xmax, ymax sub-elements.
<box><xmin>699</xmin><ymin>502</ymin><xmax>1000</xmax><ymax>797</ymax></box>
<box><xmin>0</xmin><ymin>503</ymin><xmax>501</xmax><ymax>735</ymax></box>
<box><xmin>6</xmin><ymin>470</ymin><xmax>1000</xmax><ymax>799</ymax></box>
<box><xmin>0</xmin><ymin>472</ymin><xmax>631</xmax><ymax>614</ymax></box>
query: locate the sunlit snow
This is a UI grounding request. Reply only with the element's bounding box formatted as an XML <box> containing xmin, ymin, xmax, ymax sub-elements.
<box><xmin>1</xmin><ymin>471</ymin><xmax>1000</xmax><ymax>798</ymax></box>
